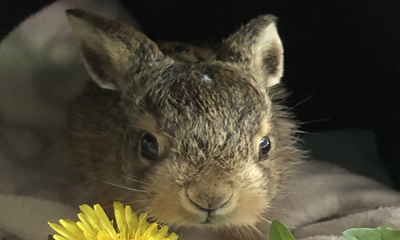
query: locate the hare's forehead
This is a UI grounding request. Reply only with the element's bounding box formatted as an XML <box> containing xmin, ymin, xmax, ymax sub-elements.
<box><xmin>149</xmin><ymin>84</ymin><xmax>265</xmax><ymax>131</ymax></box>
<box><xmin>149</xmin><ymin>65</ymin><xmax>265</xmax><ymax>107</ymax></box>
<box><xmin>149</xmin><ymin>76</ymin><xmax>266</xmax><ymax>117</ymax></box>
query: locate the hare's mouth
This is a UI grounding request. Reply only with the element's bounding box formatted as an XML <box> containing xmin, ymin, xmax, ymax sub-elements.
<box><xmin>197</xmin><ymin>211</ymin><xmax>232</xmax><ymax>226</ymax></box>
<box><xmin>173</xmin><ymin>188</ymin><xmax>240</xmax><ymax>227</ymax></box>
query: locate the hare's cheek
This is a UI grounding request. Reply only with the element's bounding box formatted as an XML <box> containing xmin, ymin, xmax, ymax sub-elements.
<box><xmin>232</xmin><ymin>188</ymin><xmax>269</xmax><ymax>225</ymax></box>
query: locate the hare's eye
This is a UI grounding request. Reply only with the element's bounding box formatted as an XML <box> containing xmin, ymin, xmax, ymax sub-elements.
<box><xmin>141</xmin><ymin>133</ymin><xmax>158</xmax><ymax>161</ymax></box>
<box><xmin>258</xmin><ymin>136</ymin><xmax>271</xmax><ymax>161</ymax></box>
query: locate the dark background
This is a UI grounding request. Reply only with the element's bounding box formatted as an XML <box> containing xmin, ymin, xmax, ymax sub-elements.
<box><xmin>1</xmin><ymin>0</ymin><xmax>400</xmax><ymax>188</ymax></box>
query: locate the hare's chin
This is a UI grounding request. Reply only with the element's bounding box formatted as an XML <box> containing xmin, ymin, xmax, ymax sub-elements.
<box><xmin>156</xmin><ymin>205</ymin><xmax>260</xmax><ymax>228</ymax></box>
<box><xmin>166</xmin><ymin>214</ymin><xmax>250</xmax><ymax>228</ymax></box>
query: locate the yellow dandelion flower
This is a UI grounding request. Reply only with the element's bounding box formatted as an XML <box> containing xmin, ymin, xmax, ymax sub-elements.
<box><xmin>48</xmin><ymin>202</ymin><xmax>179</xmax><ymax>240</ymax></box>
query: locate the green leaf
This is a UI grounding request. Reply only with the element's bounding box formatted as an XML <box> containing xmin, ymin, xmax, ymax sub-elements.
<box><xmin>343</xmin><ymin>227</ymin><xmax>400</xmax><ymax>240</ymax></box>
<box><xmin>268</xmin><ymin>219</ymin><xmax>296</xmax><ymax>240</ymax></box>
<box><xmin>47</xmin><ymin>235</ymin><xmax>55</xmax><ymax>240</ymax></box>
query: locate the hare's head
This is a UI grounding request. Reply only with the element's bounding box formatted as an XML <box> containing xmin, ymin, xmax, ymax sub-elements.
<box><xmin>67</xmin><ymin>9</ymin><xmax>300</xmax><ymax>229</ymax></box>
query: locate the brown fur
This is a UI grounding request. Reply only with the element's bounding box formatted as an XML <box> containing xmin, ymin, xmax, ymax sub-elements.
<box><xmin>65</xmin><ymin>9</ymin><xmax>304</xmax><ymax>240</ymax></box>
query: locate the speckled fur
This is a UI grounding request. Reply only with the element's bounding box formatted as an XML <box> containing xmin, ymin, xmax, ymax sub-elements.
<box><xmin>66</xmin><ymin>9</ymin><xmax>304</xmax><ymax>240</ymax></box>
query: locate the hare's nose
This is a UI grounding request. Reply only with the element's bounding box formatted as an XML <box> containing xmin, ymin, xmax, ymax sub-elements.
<box><xmin>186</xmin><ymin>189</ymin><xmax>233</xmax><ymax>212</ymax></box>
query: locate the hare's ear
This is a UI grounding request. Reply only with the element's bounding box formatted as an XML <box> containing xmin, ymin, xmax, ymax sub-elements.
<box><xmin>66</xmin><ymin>9</ymin><xmax>164</xmax><ymax>90</ymax></box>
<box><xmin>217</xmin><ymin>15</ymin><xmax>283</xmax><ymax>90</ymax></box>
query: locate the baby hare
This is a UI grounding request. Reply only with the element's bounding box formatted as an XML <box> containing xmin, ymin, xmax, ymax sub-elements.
<box><xmin>66</xmin><ymin>9</ymin><xmax>302</xmax><ymax>240</ymax></box>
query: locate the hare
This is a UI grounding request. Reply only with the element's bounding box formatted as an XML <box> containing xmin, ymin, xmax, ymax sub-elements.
<box><xmin>66</xmin><ymin>9</ymin><xmax>303</xmax><ymax>240</ymax></box>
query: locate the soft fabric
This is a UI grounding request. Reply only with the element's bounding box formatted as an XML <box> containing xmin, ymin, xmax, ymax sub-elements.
<box><xmin>0</xmin><ymin>195</ymin><xmax>77</xmax><ymax>240</ymax></box>
<box><xmin>0</xmin><ymin>0</ymin><xmax>135</xmax><ymax>203</ymax></box>
<box><xmin>268</xmin><ymin>160</ymin><xmax>400</xmax><ymax>239</ymax></box>
<box><xmin>0</xmin><ymin>1</ymin><xmax>399</xmax><ymax>239</ymax></box>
